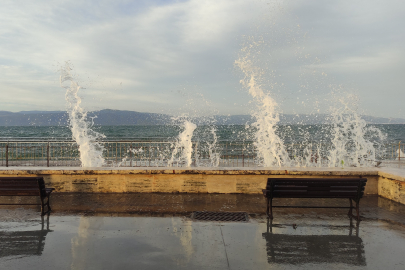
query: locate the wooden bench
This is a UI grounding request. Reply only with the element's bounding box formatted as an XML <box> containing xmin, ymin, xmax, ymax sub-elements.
<box><xmin>262</xmin><ymin>178</ymin><xmax>367</xmax><ymax>221</ymax></box>
<box><xmin>0</xmin><ymin>177</ymin><xmax>55</xmax><ymax>215</ymax></box>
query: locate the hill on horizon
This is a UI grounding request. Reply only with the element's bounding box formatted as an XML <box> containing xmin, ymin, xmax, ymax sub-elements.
<box><xmin>0</xmin><ymin>109</ymin><xmax>404</xmax><ymax>126</ymax></box>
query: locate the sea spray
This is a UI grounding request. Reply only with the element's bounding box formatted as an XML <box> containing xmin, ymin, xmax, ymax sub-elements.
<box><xmin>117</xmin><ymin>147</ymin><xmax>144</xmax><ymax>167</ymax></box>
<box><xmin>397</xmin><ymin>148</ymin><xmax>405</xmax><ymax>160</ymax></box>
<box><xmin>60</xmin><ymin>62</ymin><xmax>105</xmax><ymax>167</ymax></box>
<box><xmin>328</xmin><ymin>93</ymin><xmax>386</xmax><ymax>167</ymax></box>
<box><xmin>194</xmin><ymin>126</ymin><xmax>221</xmax><ymax>167</ymax></box>
<box><xmin>208</xmin><ymin>127</ymin><xmax>221</xmax><ymax>167</ymax></box>
<box><xmin>235</xmin><ymin>44</ymin><xmax>290</xmax><ymax>167</ymax></box>
<box><xmin>168</xmin><ymin>118</ymin><xmax>197</xmax><ymax>167</ymax></box>
<box><xmin>170</xmin><ymin>91</ymin><xmax>222</xmax><ymax>167</ymax></box>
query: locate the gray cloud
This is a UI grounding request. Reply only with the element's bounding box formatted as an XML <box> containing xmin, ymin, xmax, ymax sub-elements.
<box><xmin>0</xmin><ymin>0</ymin><xmax>404</xmax><ymax>118</ymax></box>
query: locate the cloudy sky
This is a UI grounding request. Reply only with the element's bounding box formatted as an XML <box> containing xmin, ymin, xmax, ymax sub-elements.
<box><xmin>1</xmin><ymin>0</ymin><xmax>404</xmax><ymax>118</ymax></box>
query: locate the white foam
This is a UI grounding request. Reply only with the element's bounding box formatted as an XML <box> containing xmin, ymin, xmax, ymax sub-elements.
<box><xmin>168</xmin><ymin>118</ymin><xmax>197</xmax><ymax>167</ymax></box>
<box><xmin>60</xmin><ymin>62</ymin><xmax>105</xmax><ymax>167</ymax></box>
<box><xmin>328</xmin><ymin>93</ymin><xmax>386</xmax><ymax>167</ymax></box>
<box><xmin>236</xmin><ymin>46</ymin><xmax>290</xmax><ymax>167</ymax></box>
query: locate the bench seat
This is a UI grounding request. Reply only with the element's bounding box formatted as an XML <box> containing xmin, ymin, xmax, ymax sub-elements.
<box><xmin>262</xmin><ymin>178</ymin><xmax>367</xmax><ymax>221</ymax></box>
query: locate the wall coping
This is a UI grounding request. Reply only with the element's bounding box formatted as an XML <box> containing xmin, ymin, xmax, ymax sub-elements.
<box><xmin>1</xmin><ymin>166</ymin><xmax>404</xmax><ymax>181</ymax></box>
<box><xmin>0</xmin><ymin>166</ymin><xmax>385</xmax><ymax>176</ymax></box>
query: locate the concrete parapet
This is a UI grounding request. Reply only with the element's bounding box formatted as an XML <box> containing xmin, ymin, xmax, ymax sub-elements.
<box><xmin>378</xmin><ymin>168</ymin><xmax>405</xmax><ymax>205</ymax></box>
<box><xmin>0</xmin><ymin>167</ymin><xmax>381</xmax><ymax>195</ymax></box>
<box><xmin>3</xmin><ymin>166</ymin><xmax>405</xmax><ymax>204</ymax></box>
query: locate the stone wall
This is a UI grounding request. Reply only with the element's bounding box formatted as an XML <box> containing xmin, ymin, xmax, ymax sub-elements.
<box><xmin>3</xmin><ymin>167</ymin><xmax>405</xmax><ymax>204</ymax></box>
<box><xmin>0</xmin><ymin>168</ymin><xmax>380</xmax><ymax>195</ymax></box>
<box><xmin>378</xmin><ymin>169</ymin><xmax>405</xmax><ymax>205</ymax></box>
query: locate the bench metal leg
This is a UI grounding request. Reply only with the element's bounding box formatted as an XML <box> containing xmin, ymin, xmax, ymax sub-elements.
<box><xmin>40</xmin><ymin>195</ymin><xmax>52</xmax><ymax>216</ymax></box>
<box><xmin>40</xmin><ymin>197</ymin><xmax>45</xmax><ymax>216</ymax></box>
<box><xmin>266</xmin><ymin>218</ymin><xmax>273</xmax><ymax>233</ymax></box>
<box><xmin>348</xmin><ymin>198</ymin><xmax>353</xmax><ymax>217</ymax></box>
<box><xmin>269</xmin><ymin>198</ymin><xmax>273</xmax><ymax>219</ymax></box>
<box><xmin>265</xmin><ymin>197</ymin><xmax>273</xmax><ymax>219</ymax></box>
<box><xmin>46</xmin><ymin>194</ymin><xmax>52</xmax><ymax>212</ymax></box>
<box><xmin>349</xmin><ymin>217</ymin><xmax>360</xmax><ymax>236</ymax></box>
<box><xmin>348</xmin><ymin>198</ymin><xmax>361</xmax><ymax>222</ymax></box>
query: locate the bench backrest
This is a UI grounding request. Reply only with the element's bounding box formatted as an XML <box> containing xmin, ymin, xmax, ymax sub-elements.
<box><xmin>265</xmin><ymin>178</ymin><xmax>367</xmax><ymax>200</ymax></box>
<box><xmin>0</xmin><ymin>177</ymin><xmax>44</xmax><ymax>196</ymax></box>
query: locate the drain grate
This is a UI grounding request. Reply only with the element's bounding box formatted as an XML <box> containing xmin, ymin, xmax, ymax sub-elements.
<box><xmin>191</xmin><ymin>211</ymin><xmax>249</xmax><ymax>222</ymax></box>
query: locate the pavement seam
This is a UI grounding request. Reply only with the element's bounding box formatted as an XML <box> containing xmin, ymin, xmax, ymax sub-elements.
<box><xmin>220</xmin><ymin>225</ymin><xmax>231</xmax><ymax>270</ymax></box>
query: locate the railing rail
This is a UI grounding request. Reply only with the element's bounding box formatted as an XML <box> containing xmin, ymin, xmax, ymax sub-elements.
<box><xmin>0</xmin><ymin>139</ymin><xmax>403</xmax><ymax>167</ymax></box>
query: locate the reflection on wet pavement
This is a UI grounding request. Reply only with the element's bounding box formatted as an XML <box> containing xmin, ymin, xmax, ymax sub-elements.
<box><xmin>0</xmin><ymin>194</ymin><xmax>404</xmax><ymax>269</ymax></box>
<box><xmin>263</xmin><ymin>219</ymin><xmax>365</xmax><ymax>266</ymax></box>
<box><xmin>0</xmin><ymin>215</ymin><xmax>51</xmax><ymax>258</ymax></box>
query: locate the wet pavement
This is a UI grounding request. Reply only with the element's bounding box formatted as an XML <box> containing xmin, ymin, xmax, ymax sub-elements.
<box><xmin>1</xmin><ymin>194</ymin><xmax>405</xmax><ymax>269</ymax></box>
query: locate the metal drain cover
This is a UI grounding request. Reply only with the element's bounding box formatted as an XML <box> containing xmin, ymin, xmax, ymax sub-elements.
<box><xmin>191</xmin><ymin>211</ymin><xmax>249</xmax><ymax>222</ymax></box>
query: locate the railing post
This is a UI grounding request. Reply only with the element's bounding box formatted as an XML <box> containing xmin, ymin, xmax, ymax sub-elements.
<box><xmin>148</xmin><ymin>143</ymin><xmax>151</xmax><ymax>167</ymax></box>
<box><xmin>399</xmin><ymin>141</ymin><xmax>401</xmax><ymax>161</ymax></box>
<box><xmin>192</xmin><ymin>141</ymin><xmax>198</xmax><ymax>167</ymax></box>
<box><xmin>47</xmin><ymin>142</ymin><xmax>50</xmax><ymax>167</ymax></box>
<box><xmin>6</xmin><ymin>142</ymin><xmax>9</xmax><ymax>167</ymax></box>
<box><xmin>130</xmin><ymin>143</ymin><xmax>133</xmax><ymax>167</ymax></box>
<box><xmin>115</xmin><ymin>142</ymin><xmax>118</xmax><ymax>164</ymax></box>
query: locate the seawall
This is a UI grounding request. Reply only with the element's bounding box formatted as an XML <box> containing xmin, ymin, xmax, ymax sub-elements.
<box><xmin>0</xmin><ymin>167</ymin><xmax>404</xmax><ymax>205</ymax></box>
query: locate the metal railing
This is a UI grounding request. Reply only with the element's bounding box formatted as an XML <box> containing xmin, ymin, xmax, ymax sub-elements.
<box><xmin>0</xmin><ymin>139</ymin><xmax>402</xmax><ymax>167</ymax></box>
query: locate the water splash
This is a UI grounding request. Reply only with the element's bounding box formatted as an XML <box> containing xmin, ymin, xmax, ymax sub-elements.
<box><xmin>397</xmin><ymin>148</ymin><xmax>405</xmax><ymax>160</ymax></box>
<box><xmin>60</xmin><ymin>62</ymin><xmax>105</xmax><ymax>167</ymax></box>
<box><xmin>235</xmin><ymin>43</ymin><xmax>290</xmax><ymax>167</ymax></box>
<box><xmin>289</xmin><ymin>128</ymin><xmax>323</xmax><ymax>168</ymax></box>
<box><xmin>194</xmin><ymin>126</ymin><xmax>221</xmax><ymax>167</ymax></box>
<box><xmin>168</xmin><ymin>118</ymin><xmax>197</xmax><ymax>167</ymax></box>
<box><xmin>328</xmin><ymin>93</ymin><xmax>386</xmax><ymax>167</ymax></box>
<box><xmin>207</xmin><ymin>127</ymin><xmax>221</xmax><ymax>167</ymax></box>
<box><xmin>117</xmin><ymin>147</ymin><xmax>144</xmax><ymax>167</ymax></box>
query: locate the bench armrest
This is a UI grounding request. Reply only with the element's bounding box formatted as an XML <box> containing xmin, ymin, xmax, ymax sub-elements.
<box><xmin>262</xmin><ymin>189</ymin><xmax>271</xmax><ymax>197</ymax></box>
<box><xmin>45</xmin><ymin>188</ymin><xmax>55</xmax><ymax>194</ymax></box>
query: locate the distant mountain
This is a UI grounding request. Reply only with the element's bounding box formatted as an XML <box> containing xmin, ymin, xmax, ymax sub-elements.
<box><xmin>0</xmin><ymin>111</ymin><xmax>68</xmax><ymax>126</ymax></box>
<box><xmin>89</xmin><ymin>109</ymin><xmax>169</xmax><ymax>125</ymax></box>
<box><xmin>0</xmin><ymin>111</ymin><xmax>17</xmax><ymax>116</ymax></box>
<box><xmin>213</xmin><ymin>114</ymin><xmax>405</xmax><ymax>125</ymax></box>
<box><xmin>0</xmin><ymin>110</ymin><xmax>169</xmax><ymax>126</ymax></box>
<box><xmin>0</xmin><ymin>110</ymin><xmax>404</xmax><ymax>126</ymax></box>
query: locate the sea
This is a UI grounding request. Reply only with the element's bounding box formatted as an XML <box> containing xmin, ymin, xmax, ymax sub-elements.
<box><xmin>0</xmin><ymin>124</ymin><xmax>404</xmax><ymax>167</ymax></box>
<box><xmin>0</xmin><ymin>124</ymin><xmax>404</xmax><ymax>143</ymax></box>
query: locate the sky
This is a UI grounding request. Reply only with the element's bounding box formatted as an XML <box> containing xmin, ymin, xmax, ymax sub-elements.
<box><xmin>1</xmin><ymin>0</ymin><xmax>404</xmax><ymax>118</ymax></box>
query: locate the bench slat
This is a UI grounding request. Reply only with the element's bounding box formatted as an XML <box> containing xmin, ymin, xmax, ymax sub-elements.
<box><xmin>0</xmin><ymin>185</ymin><xmax>39</xmax><ymax>188</ymax></box>
<box><xmin>268</xmin><ymin>178</ymin><xmax>366</xmax><ymax>180</ymax></box>
<box><xmin>0</xmin><ymin>182</ymin><xmax>39</xmax><ymax>185</ymax></box>
<box><xmin>0</xmin><ymin>191</ymin><xmax>40</xmax><ymax>196</ymax></box>
<box><xmin>0</xmin><ymin>188</ymin><xmax>39</xmax><ymax>191</ymax></box>
<box><xmin>269</xmin><ymin>182</ymin><xmax>365</xmax><ymax>186</ymax></box>
<box><xmin>274</xmin><ymin>191</ymin><xmax>358</xmax><ymax>196</ymax></box>
<box><xmin>273</xmin><ymin>186</ymin><xmax>360</xmax><ymax>191</ymax></box>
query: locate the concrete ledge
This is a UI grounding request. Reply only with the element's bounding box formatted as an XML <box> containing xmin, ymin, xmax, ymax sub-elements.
<box><xmin>378</xmin><ymin>168</ymin><xmax>405</xmax><ymax>205</ymax></box>
<box><xmin>0</xmin><ymin>167</ymin><xmax>381</xmax><ymax>176</ymax></box>
<box><xmin>0</xmin><ymin>167</ymin><xmax>380</xmax><ymax>195</ymax></box>
<box><xmin>2</xmin><ymin>167</ymin><xmax>405</xmax><ymax>205</ymax></box>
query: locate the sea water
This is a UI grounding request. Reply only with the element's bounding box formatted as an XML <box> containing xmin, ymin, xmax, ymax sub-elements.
<box><xmin>0</xmin><ymin>125</ymin><xmax>403</xmax><ymax>143</ymax></box>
